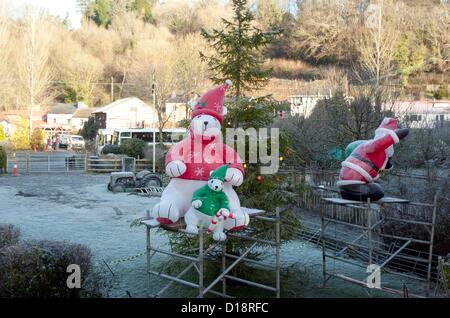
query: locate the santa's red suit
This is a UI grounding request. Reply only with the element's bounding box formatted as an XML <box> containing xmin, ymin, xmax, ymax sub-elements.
<box><xmin>338</xmin><ymin>118</ymin><xmax>408</xmax><ymax>201</ymax></box>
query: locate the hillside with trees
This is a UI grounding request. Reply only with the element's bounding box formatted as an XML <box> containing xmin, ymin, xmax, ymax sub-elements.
<box><xmin>0</xmin><ymin>0</ymin><xmax>449</xmax><ymax>114</ymax></box>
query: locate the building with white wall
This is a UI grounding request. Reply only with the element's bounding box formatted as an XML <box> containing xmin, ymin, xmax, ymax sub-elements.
<box><xmin>288</xmin><ymin>94</ymin><xmax>328</xmax><ymax>118</ymax></box>
<box><xmin>92</xmin><ymin>98</ymin><xmax>157</xmax><ymax>130</ymax></box>
<box><xmin>386</xmin><ymin>100</ymin><xmax>450</xmax><ymax>128</ymax></box>
<box><xmin>46</xmin><ymin>102</ymin><xmax>94</xmax><ymax>131</ymax></box>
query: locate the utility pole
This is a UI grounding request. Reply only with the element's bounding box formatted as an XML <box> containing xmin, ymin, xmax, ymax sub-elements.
<box><xmin>151</xmin><ymin>72</ymin><xmax>156</xmax><ymax>173</ymax></box>
<box><xmin>110</xmin><ymin>76</ymin><xmax>114</xmax><ymax>103</ymax></box>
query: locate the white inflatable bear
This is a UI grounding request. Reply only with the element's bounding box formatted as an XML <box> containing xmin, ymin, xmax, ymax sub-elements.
<box><xmin>151</xmin><ymin>80</ymin><xmax>249</xmax><ymax>232</ymax></box>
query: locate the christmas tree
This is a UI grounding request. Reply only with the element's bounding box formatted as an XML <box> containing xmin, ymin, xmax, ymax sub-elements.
<box><xmin>169</xmin><ymin>0</ymin><xmax>302</xmax><ymax>262</ymax></box>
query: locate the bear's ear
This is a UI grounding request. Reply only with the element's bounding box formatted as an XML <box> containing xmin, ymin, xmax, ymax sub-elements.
<box><xmin>222</xmin><ymin>106</ymin><xmax>228</xmax><ymax>116</ymax></box>
<box><xmin>209</xmin><ymin>171</ymin><xmax>214</xmax><ymax>176</ymax></box>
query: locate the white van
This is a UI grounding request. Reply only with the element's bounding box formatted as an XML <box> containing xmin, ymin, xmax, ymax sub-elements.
<box><xmin>68</xmin><ymin>135</ymin><xmax>85</xmax><ymax>150</ymax></box>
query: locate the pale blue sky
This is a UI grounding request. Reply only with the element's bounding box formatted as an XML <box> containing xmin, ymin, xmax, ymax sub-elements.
<box><xmin>12</xmin><ymin>0</ymin><xmax>82</xmax><ymax>28</ymax></box>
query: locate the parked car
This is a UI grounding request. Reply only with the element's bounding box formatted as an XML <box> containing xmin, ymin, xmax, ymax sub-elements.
<box><xmin>59</xmin><ymin>134</ymin><xmax>70</xmax><ymax>149</ymax></box>
<box><xmin>68</xmin><ymin>135</ymin><xmax>85</xmax><ymax>151</ymax></box>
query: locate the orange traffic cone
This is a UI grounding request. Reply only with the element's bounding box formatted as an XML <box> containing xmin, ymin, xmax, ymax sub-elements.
<box><xmin>13</xmin><ymin>160</ymin><xmax>18</xmax><ymax>176</ymax></box>
<box><xmin>34</xmin><ymin>144</ymin><xmax>37</xmax><ymax>152</ymax></box>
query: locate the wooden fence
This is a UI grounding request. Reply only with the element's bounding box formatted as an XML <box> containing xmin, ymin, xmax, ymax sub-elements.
<box><xmin>86</xmin><ymin>157</ymin><xmax>152</xmax><ymax>173</ymax></box>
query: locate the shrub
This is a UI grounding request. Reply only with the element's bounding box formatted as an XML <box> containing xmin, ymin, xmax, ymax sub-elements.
<box><xmin>0</xmin><ymin>125</ymin><xmax>6</xmax><ymax>141</ymax></box>
<box><xmin>143</xmin><ymin>143</ymin><xmax>168</xmax><ymax>172</ymax></box>
<box><xmin>10</xmin><ymin>117</ymin><xmax>30</xmax><ymax>150</ymax></box>
<box><xmin>434</xmin><ymin>85</ymin><xmax>450</xmax><ymax>100</ymax></box>
<box><xmin>101</xmin><ymin>144</ymin><xmax>121</xmax><ymax>155</ymax></box>
<box><xmin>79</xmin><ymin>117</ymin><xmax>100</xmax><ymax>141</ymax></box>
<box><xmin>0</xmin><ymin>240</ymin><xmax>110</xmax><ymax>298</ymax></box>
<box><xmin>119</xmin><ymin>138</ymin><xmax>146</xmax><ymax>159</ymax></box>
<box><xmin>0</xmin><ymin>224</ymin><xmax>21</xmax><ymax>249</ymax></box>
<box><xmin>29</xmin><ymin>128</ymin><xmax>45</xmax><ymax>150</ymax></box>
<box><xmin>0</xmin><ymin>146</ymin><xmax>6</xmax><ymax>173</ymax></box>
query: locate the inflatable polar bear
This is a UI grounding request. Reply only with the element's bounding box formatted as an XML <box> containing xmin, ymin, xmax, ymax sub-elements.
<box><xmin>151</xmin><ymin>80</ymin><xmax>250</xmax><ymax>231</ymax></box>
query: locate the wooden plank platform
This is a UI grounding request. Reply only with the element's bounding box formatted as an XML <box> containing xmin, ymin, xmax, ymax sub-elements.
<box><xmin>141</xmin><ymin>207</ymin><xmax>266</xmax><ymax>231</ymax></box>
<box><xmin>322</xmin><ymin>197</ymin><xmax>410</xmax><ymax>205</ymax></box>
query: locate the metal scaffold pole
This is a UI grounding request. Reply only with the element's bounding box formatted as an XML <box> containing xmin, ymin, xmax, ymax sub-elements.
<box><xmin>320</xmin><ymin>195</ymin><xmax>439</xmax><ymax>298</ymax></box>
<box><xmin>142</xmin><ymin>207</ymin><xmax>283</xmax><ymax>298</ymax></box>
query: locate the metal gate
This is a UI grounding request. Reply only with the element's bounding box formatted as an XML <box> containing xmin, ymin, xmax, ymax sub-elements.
<box><xmin>7</xmin><ymin>153</ymin><xmax>87</xmax><ymax>174</ymax></box>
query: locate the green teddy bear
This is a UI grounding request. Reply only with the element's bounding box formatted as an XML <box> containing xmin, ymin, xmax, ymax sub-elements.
<box><xmin>184</xmin><ymin>164</ymin><xmax>235</xmax><ymax>241</ymax></box>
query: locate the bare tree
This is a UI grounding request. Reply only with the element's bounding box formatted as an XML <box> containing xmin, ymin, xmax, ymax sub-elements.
<box><xmin>294</xmin><ymin>0</ymin><xmax>366</xmax><ymax>65</ymax></box>
<box><xmin>53</xmin><ymin>35</ymin><xmax>104</xmax><ymax>106</ymax></box>
<box><xmin>353</xmin><ymin>0</ymin><xmax>400</xmax><ymax>86</ymax></box>
<box><xmin>15</xmin><ymin>9</ymin><xmax>55</xmax><ymax>135</ymax></box>
<box><xmin>0</xmin><ymin>3</ymin><xmax>12</xmax><ymax>111</ymax></box>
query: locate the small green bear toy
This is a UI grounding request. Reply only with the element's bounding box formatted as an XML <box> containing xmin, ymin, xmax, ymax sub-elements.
<box><xmin>184</xmin><ymin>164</ymin><xmax>235</xmax><ymax>241</ymax></box>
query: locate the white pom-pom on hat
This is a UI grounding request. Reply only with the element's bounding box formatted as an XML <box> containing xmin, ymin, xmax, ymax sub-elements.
<box><xmin>225</xmin><ymin>79</ymin><xmax>233</xmax><ymax>87</ymax></box>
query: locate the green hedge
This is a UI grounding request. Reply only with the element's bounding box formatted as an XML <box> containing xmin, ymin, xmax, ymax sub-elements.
<box><xmin>101</xmin><ymin>144</ymin><xmax>121</xmax><ymax>155</ymax></box>
<box><xmin>119</xmin><ymin>138</ymin><xmax>146</xmax><ymax>159</ymax></box>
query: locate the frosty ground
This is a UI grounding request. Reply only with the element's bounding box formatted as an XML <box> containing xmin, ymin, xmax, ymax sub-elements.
<box><xmin>0</xmin><ymin>173</ymin><xmax>427</xmax><ymax>297</ymax></box>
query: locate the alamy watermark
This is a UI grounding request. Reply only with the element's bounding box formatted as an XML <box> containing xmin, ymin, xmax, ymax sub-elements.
<box><xmin>66</xmin><ymin>264</ymin><xmax>81</xmax><ymax>289</ymax></box>
<box><xmin>170</xmin><ymin>127</ymin><xmax>281</xmax><ymax>174</ymax></box>
<box><xmin>366</xmin><ymin>264</ymin><xmax>381</xmax><ymax>289</ymax></box>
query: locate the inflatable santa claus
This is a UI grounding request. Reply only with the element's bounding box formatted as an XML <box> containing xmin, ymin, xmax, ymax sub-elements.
<box><xmin>151</xmin><ymin>80</ymin><xmax>249</xmax><ymax>231</ymax></box>
<box><xmin>337</xmin><ymin>117</ymin><xmax>409</xmax><ymax>202</ymax></box>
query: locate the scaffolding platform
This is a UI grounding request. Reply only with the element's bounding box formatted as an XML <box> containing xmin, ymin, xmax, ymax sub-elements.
<box><xmin>142</xmin><ymin>207</ymin><xmax>282</xmax><ymax>298</ymax></box>
<box><xmin>320</xmin><ymin>196</ymin><xmax>437</xmax><ymax>298</ymax></box>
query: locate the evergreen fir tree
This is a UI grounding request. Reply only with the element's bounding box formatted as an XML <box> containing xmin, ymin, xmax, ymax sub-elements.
<box><xmin>200</xmin><ymin>0</ymin><xmax>281</xmax><ymax>101</ymax></box>
<box><xmin>167</xmin><ymin>0</ymin><xmax>302</xmax><ymax>268</ymax></box>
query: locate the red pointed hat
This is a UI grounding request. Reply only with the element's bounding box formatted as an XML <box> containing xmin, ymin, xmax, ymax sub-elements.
<box><xmin>192</xmin><ymin>80</ymin><xmax>232</xmax><ymax>123</ymax></box>
<box><xmin>377</xmin><ymin>117</ymin><xmax>398</xmax><ymax>131</ymax></box>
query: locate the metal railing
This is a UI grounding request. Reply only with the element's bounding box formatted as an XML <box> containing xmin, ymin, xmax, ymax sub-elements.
<box><xmin>6</xmin><ymin>152</ymin><xmax>87</xmax><ymax>173</ymax></box>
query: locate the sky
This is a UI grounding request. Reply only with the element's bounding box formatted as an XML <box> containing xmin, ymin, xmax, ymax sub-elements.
<box><xmin>12</xmin><ymin>0</ymin><xmax>82</xmax><ymax>28</ymax></box>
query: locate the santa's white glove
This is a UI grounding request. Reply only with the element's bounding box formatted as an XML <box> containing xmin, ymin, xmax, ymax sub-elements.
<box><xmin>192</xmin><ymin>200</ymin><xmax>202</xmax><ymax>209</ymax></box>
<box><xmin>225</xmin><ymin>168</ymin><xmax>244</xmax><ymax>187</ymax></box>
<box><xmin>166</xmin><ymin>160</ymin><xmax>187</xmax><ymax>178</ymax></box>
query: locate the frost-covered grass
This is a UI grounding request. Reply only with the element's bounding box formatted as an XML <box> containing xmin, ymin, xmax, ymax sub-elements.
<box><xmin>0</xmin><ymin>173</ymin><xmax>429</xmax><ymax>298</ymax></box>
<box><xmin>0</xmin><ymin>173</ymin><xmax>163</xmax><ymax>297</ymax></box>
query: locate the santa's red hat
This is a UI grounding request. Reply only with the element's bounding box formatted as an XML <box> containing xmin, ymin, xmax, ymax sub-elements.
<box><xmin>375</xmin><ymin>117</ymin><xmax>400</xmax><ymax>143</ymax></box>
<box><xmin>192</xmin><ymin>80</ymin><xmax>232</xmax><ymax>123</ymax></box>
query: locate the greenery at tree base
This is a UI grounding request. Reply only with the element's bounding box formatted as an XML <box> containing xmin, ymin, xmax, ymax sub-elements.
<box><xmin>118</xmin><ymin>138</ymin><xmax>146</xmax><ymax>159</ymax></box>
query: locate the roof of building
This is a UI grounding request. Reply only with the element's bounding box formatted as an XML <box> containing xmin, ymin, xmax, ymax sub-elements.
<box><xmin>93</xmin><ymin>97</ymin><xmax>151</xmax><ymax>114</ymax></box>
<box><xmin>386</xmin><ymin>100</ymin><xmax>450</xmax><ymax>115</ymax></box>
<box><xmin>48</xmin><ymin>103</ymin><xmax>77</xmax><ymax>115</ymax></box>
<box><xmin>73</xmin><ymin>108</ymin><xmax>98</xmax><ymax>118</ymax></box>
